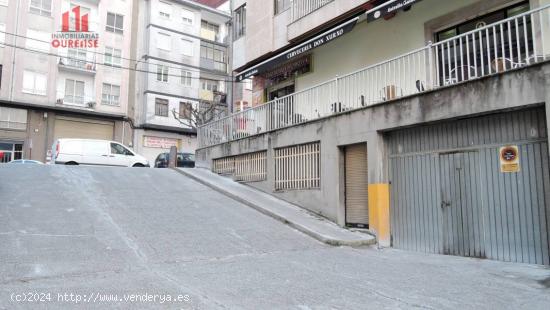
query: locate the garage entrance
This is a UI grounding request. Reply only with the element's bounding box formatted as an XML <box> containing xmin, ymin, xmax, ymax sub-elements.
<box><xmin>344</xmin><ymin>143</ymin><xmax>369</xmax><ymax>228</ymax></box>
<box><xmin>54</xmin><ymin>116</ymin><xmax>114</xmax><ymax>140</ymax></box>
<box><xmin>388</xmin><ymin>107</ymin><xmax>550</xmax><ymax>265</ymax></box>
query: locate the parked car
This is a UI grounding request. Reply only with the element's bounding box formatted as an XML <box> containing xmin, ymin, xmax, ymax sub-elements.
<box><xmin>51</xmin><ymin>139</ymin><xmax>149</xmax><ymax>167</ymax></box>
<box><xmin>154</xmin><ymin>152</ymin><xmax>195</xmax><ymax>168</ymax></box>
<box><xmin>9</xmin><ymin>159</ymin><xmax>43</xmax><ymax>164</ymax></box>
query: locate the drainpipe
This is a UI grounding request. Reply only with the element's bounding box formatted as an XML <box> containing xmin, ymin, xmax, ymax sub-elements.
<box><xmin>9</xmin><ymin>0</ymin><xmax>21</xmax><ymax>101</ymax></box>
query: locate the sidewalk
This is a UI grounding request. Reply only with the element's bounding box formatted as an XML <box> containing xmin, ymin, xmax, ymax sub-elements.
<box><xmin>174</xmin><ymin>168</ymin><xmax>375</xmax><ymax>247</ymax></box>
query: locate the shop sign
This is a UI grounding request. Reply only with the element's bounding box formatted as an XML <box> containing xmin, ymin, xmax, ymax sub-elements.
<box><xmin>236</xmin><ymin>19</ymin><xmax>358</xmax><ymax>81</ymax></box>
<box><xmin>143</xmin><ymin>136</ymin><xmax>179</xmax><ymax>149</ymax></box>
<box><xmin>51</xmin><ymin>6</ymin><xmax>99</xmax><ymax>49</ymax></box>
<box><xmin>499</xmin><ymin>145</ymin><xmax>520</xmax><ymax>173</ymax></box>
<box><xmin>367</xmin><ymin>0</ymin><xmax>423</xmax><ymax>22</ymax></box>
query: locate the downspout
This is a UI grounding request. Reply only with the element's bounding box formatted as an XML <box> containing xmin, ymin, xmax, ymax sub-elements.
<box><xmin>9</xmin><ymin>0</ymin><xmax>20</xmax><ymax>101</ymax></box>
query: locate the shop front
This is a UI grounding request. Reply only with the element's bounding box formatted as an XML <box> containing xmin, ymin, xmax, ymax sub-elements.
<box><xmin>134</xmin><ymin>129</ymin><xmax>197</xmax><ymax>164</ymax></box>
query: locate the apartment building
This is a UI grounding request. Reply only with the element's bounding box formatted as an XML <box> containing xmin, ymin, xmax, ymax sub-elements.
<box><xmin>0</xmin><ymin>0</ymin><xmax>135</xmax><ymax>163</ymax></box>
<box><xmin>131</xmin><ymin>0</ymin><xmax>231</xmax><ymax>163</ymax></box>
<box><xmin>199</xmin><ymin>0</ymin><xmax>550</xmax><ymax>265</ymax></box>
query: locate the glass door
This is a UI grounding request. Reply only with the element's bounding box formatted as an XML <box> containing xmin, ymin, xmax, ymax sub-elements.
<box><xmin>0</xmin><ymin>142</ymin><xmax>23</xmax><ymax>163</ymax></box>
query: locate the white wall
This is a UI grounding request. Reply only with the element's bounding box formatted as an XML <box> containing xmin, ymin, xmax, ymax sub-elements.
<box><xmin>295</xmin><ymin>0</ymin><xmax>488</xmax><ymax>91</ymax></box>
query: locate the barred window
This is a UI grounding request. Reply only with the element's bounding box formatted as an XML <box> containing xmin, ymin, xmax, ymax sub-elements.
<box><xmin>155</xmin><ymin>98</ymin><xmax>169</xmax><ymax>117</ymax></box>
<box><xmin>234</xmin><ymin>151</ymin><xmax>267</xmax><ymax>182</ymax></box>
<box><xmin>275</xmin><ymin>142</ymin><xmax>320</xmax><ymax>190</ymax></box>
<box><xmin>212</xmin><ymin>156</ymin><xmax>234</xmax><ymax>175</ymax></box>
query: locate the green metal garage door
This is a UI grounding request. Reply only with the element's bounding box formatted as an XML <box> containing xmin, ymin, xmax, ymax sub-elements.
<box><xmin>388</xmin><ymin>107</ymin><xmax>550</xmax><ymax>265</ymax></box>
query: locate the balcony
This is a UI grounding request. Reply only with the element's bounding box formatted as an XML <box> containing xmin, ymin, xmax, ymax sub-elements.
<box><xmin>198</xmin><ymin>5</ymin><xmax>550</xmax><ymax>148</ymax></box>
<box><xmin>56</xmin><ymin>93</ymin><xmax>97</xmax><ymax>109</ymax></box>
<box><xmin>58</xmin><ymin>57</ymin><xmax>97</xmax><ymax>75</ymax></box>
<box><xmin>289</xmin><ymin>0</ymin><xmax>334</xmax><ymax>23</ymax></box>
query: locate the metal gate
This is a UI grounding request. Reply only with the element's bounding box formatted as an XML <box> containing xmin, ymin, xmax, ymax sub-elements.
<box><xmin>344</xmin><ymin>143</ymin><xmax>369</xmax><ymax>227</ymax></box>
<box><xmin>388</xmin><ymin>107</ymin><xmax>550</xmax><ymax>265</ymax></box>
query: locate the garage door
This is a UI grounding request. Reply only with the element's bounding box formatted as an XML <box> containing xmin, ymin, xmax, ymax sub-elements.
<box><xmin>345</xmin><ymin>143</ymin><xmax>369</xmax><ymax>228</ymax></box>
<box><xmin>388</xmin><ymin>107</ymin><xmax>550</xmax><ymax>265</ymax></box>
<box><xmin>54</xmin><ymin>117</ymin><xmax>114</xmax><ymax>140</ymax></box>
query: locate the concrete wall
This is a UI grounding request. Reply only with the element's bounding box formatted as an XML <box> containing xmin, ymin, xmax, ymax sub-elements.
<box><xmin>197</xmin><ymin>62</ymin><xmax>550</xmax><ymax>225</ymax></box>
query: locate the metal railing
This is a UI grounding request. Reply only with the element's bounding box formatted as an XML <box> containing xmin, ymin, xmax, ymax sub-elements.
<box><xmin>199</xmin><ymin>5</ymin><xmax>550</xmax><ymax>148</ymax></box>
<box><xmin>290</xmin><ymin>0</ymin><xmax>334</xmax><ymax>23</ymax></box>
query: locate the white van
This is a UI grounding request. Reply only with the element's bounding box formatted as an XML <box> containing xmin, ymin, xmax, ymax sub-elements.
<box><xmin>51</xmin><ymin>139</ymin><xmax>150</xmax><ymax>167</ymax></box>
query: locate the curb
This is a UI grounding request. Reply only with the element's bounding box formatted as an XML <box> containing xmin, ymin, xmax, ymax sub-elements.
<box><xmin>173</xmin><ymin>168</ymin><xmax>376</xmax><ymax>247</ymax></box>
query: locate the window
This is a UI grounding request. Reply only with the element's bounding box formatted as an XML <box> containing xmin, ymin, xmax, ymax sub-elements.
<box><xmin>200</xmin><ymin>79</ymin><xmax>218</xmax><ymax>92</ymax></box>
<box><xmin>22</xmin><ymin>71</ymin><xmax>47</xmax><ymax>95</ymax></box>
<box><xmin>104</xmin><ymin>47</ymin><xmax>122</xmax><ymax>67</ymax></box>
<box><xmin>64</xmin><ymin>79</ymin><xmax>85</xmax><ymax>105</ymax></box>
<box><xmin>182</xmin><ymin>9</ymin><xmax>194</xmax><ymax>25</ymax></box>
<box><xmin>157</xmin><ymin>33</ymin><xmax>171</xmax><ymax>51</ymax></box>
<box><xmin>110</xmin><ymin>143</ymin><xmax>133</xmax><ymax>156</ymax></box>
<box><xmin>274</xmin><ymin>142</ymin><xmax>320</xmax><ymax>190</ymax></box>
<box><xmin>200</xmin><ymin>42</ymin><xmax>226</xmax><ymax>71</ymax></box>
<box><xmin>181</xmin><ymin>70</ymin><xmax>192</xmax><ymax>86</ymax></box>
<box><xmin>201</xmin><ymin>20</ymin><xmax>219</xmax><ymax>36</ymax></box>
<box><xmin>181</xmin><ymin>39</ymin><xmax>193</xmax><ymax>56</ymax></box>
<box><xmin>101</xmin><ymin>83</ymin><xmax>120</xmax><ymax>106</ymax></box>
<box><xmin>156</xmin><ymin>64</ymin><xmax>168</xmax><ymax>82</ymax></box>
<box><xmin>275</xmin><ymin>0</ymin><xmax>290</xmax><ymax>15</ymax></box>
<box><xmin>159</xmin><ymin>1</ymin><xmax>171</xmax><ymax>19</ymax></box>
<box><xmin>0</xmin><ymin>24</ymin><xmax>5</xmax><ymax>45</ymax></box>
<box><xmin>67</xmin><ymin>49</ymin><xmax>87</xmax><ymax>68</ymax></box>
<box><xmin>26</xmin><ymin>29</ymin><xmax>50</xmax><ymax>52</ymax></box>
<box><xmin>0</xmin><ymin>107</ymin><xmax>27</xmax><ymax>130</ymax></box>
<box><xmin>106</xmin><ymin>12</ymin><xmax>124</xmax><ymax>34</ymax></box>
<box><xmin>30</xmin><ymin>0</ymin><xmax>51</xmax><ymax>16</ymax></box>
<box><xmin>179</xmin><ymin>102</ymin><xmax>192</xmax><ymax>119</ymax></box>
<box><xmin>155</xmin><ymin>98</ymin><xmax>169</xmax><ymax>117</ymax></box>
<box><xmin>233</xmin><ymin>5</ymin><xmax>246</xmax><ymax>39</ymax></box>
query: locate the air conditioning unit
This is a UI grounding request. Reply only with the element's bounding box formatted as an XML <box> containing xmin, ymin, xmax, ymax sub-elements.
<box><xmin>86</xmin><ymin>101</ymin><xmax>96</xmax><ymax>108</ymax></box>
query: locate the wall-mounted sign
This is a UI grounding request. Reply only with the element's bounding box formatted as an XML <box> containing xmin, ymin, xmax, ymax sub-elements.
<box><xmin>500</xmin><ymin>145</ymin><xmax>520</xmax><ymax>173</ymax></box>
<box><xmin>235</xmin><ymin>19</ymin><xmax>358</xmax><ymax>81</ymax></box>
<box><xmin>367</xmin><ymin>0</ymin><xmax>423</xmax><ymax>22</ymax></box>
<box><xmin>143</xmin><ymin>136</ymin><xmax>179</xmax><ymax>149</ymax></box>
<box><xmin>51</xmin><ymin>6</ymin><xmax>99</xmax><ymax>49</ymax></box>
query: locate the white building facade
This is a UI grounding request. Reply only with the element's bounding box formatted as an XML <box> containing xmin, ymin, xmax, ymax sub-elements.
<box><xmin>0</xmin><ymin>0</ymin><xmax>135</xmax><ymax>163</ymax></box>
<box><xmin>132</xmin><ymin>0</ymin><xmax>231</xmax><ymax>163</ymax></box>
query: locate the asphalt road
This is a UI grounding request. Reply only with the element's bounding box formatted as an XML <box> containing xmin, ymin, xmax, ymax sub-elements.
<box><xmin>0</xmin><ymin>165</ymin><xmax>549</xmax><ymax>309</ymax></box>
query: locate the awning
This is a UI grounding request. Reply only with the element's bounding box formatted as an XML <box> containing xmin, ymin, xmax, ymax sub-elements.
<box><xmin>235</xmin><ymin>0</ymin><xmax>424</xmax><ymax>82</ymax></box>
<box><xmin>235</xmin><ymin>17</ymin><xmax>359</xmax><ymax>81</ymax></box>
<box><xmin>366</xmin><ymin>0</ymin><xmax>423</xmax><ymax>22</ymax></box>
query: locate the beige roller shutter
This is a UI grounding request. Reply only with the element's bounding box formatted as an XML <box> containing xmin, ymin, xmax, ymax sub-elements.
<box><xmin>54</xmin><ymin>117</ymin><xmax>114</xmax><ymax>140</ymax></box>
<box><xmin>345</xmin><ymin>143</ymin><xmax>368</xmax><ymax>227</ymax></box>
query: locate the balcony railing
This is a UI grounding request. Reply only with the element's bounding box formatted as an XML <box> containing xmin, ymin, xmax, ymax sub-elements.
<box><xmin>199</xmin><ymin>4</ymin><xmax>550</xmax><ymax>148</ymax></box>
<box><xmin>56</xmin><ymin>92</ymin><xmax>97</xmax><ymax>109</ymax></box>
<box><xmin>58</xmin><ymin>56</ymin><xmax>97</xmax><ymax>74</ymax></box>
<box><xmin>290</xmin><ymin>0</ymin><xmax>334</xmax><ymax>23</ymax></box>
